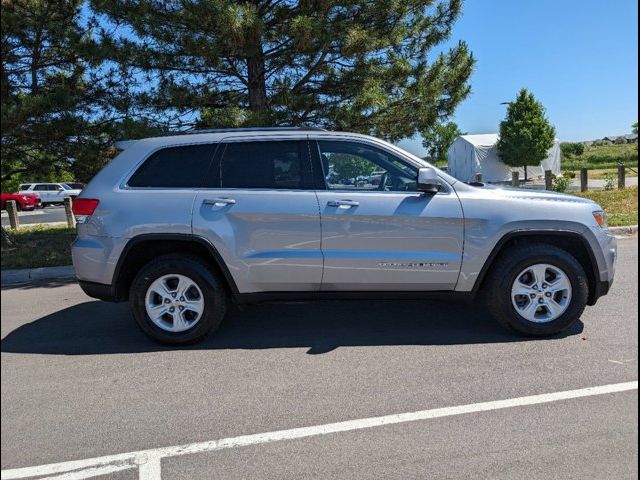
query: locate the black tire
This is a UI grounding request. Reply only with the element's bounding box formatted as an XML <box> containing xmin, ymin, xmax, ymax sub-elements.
<box><xmin>129</xmin><ymin>254</ymin><xmax>227</xmax><ymax>345</ymax></box>
<box><xmin>484</xmin><ymin>243</ymin><xmax>589</xmax><ymax>336</ymax></box>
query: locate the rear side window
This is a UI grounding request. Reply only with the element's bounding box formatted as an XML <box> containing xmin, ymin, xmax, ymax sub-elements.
<box><xmin>220</xmin><ymin>141</ymin><xmax>305</xmax><ymax>189</ymax></box>
<box><xmin>128</xmin><ymin>144</ymin><xmax>216</xmax><ymax>188</ymax></box>
<box><xmin>19</xmin><ymin>184</ymin><xmax>32</xmax><ymax>190</ymax></box>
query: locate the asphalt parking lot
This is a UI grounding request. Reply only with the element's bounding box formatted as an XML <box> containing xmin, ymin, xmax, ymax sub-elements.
<box><xmin>1</xmin><ymin>205</ymin><xmax>67</xmax><ymax>226</ymax></box>
<box><xmin>1</xmin><ymin>237</ymin><xmax>637</xmax><ymax>479</ymax></box>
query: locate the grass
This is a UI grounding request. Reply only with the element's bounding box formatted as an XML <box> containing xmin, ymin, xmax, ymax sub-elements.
<box><xmin>1</xmin><ymin>225</ymin><xmax>75</xmax><ymax>270</ymax></box>
<box><xmin>574</xmin><ymin>186</ymin><xmax>638</xmax><ymax>227</ymax></box>
<box><xmin>562</xmin><ymin>142</ymin><xmax>638</xmax><ymax>172</ymax></box>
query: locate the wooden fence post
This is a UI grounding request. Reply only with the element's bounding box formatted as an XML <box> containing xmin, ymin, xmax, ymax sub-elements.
<box><xmin>545</xmin><ymin>170</ymin><xmax>553</xmax><ymax>190</ymax></box>
<box><xmin>64</xmin><ymin>197</ymin><xmax>76</xmax><ymax>228</ymax></box>
<box><xmin>511</xmin><ymin>171</ymin><xmax>519</xmax><ymax>187</ymax></box>
<box><xmin>580</xmin><ymin>168</ymin><xmax>588</xmax><ymax>192</ymax></box>
<box><xmin>474</xmin><ymin>173</ymin><xmax>483</xmax><ymax>183</ymax></box>
<box><xmin>618</xmin><ymin>164</ymin><xmax>626</xmax><ymax>189</ymax></box>
<box><xmin>6</xmin><ymin>200</ymin><xmax>19</xmax><ymax>230</ymax></box>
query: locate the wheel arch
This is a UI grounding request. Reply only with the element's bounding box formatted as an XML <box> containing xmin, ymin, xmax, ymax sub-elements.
<box><xmin>472</xmin><ymin>230</ymin><xmax>600</xmax><ymax>304</ymax></box>
<box><xmin>112</xmin><ymin>234</ymin><xmax>238</xmax><ymax>301</ymax></box>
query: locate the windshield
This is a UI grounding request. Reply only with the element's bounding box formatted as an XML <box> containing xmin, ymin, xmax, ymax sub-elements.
<box><xmin>60</xmin><ymin>183</ymin><xmax>73</xmax><ymax>190</ymax></box>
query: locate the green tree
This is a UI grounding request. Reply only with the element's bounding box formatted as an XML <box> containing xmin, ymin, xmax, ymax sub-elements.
<box><xmin>421</xmin><ymin>121</ymin><xmax>465</xmax><ymax>165</ymax></box>
<box><xmin>560</xmin><ymin>142</ymin><xmax>584</xmax><ymax>158</ymax></box>
<box><xmin>0</xmin><ymin>0</ymin><xmax>156</xmax><ymax>190</ymax></box>
<box><xmin>633</xmin><ymin>121</ymin><xmax>638</xmax><ymax>134</ymax></box>
<box><xmin>2</xmin><ymin>0</ymin><xmax>88</xmax><ymax>186</ymax></box>
<box><xmin>330</xmin><ymin>154</ymin><xmax>376</xmax><ymax>182</ymax></box>
<box><xmin>91</xmin><ymin>0</ymin><xmax>474</xmax><ymax>140</ymax></box>
<box><xmin>497</xmin><ymin>88</ymin><xmax>556</xmax><ymax>181</ymax></box>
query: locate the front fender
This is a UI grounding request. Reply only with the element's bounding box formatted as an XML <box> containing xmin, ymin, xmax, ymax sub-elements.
<box><xmin>455</xmin><ymin>219</ymin><xmax>604</xmax><ymax>293</ymax></box>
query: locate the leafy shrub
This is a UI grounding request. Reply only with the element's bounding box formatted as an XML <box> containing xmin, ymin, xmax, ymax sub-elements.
<box><xmin>552</xmin><ymin>175</ymin><xmax>572</xmax><ymax>192</ymax></box>
<box><xmin>561</xmin><ymin>142</ymin><xmax>585</xmax><ymax>157</ymax></box>
<box><xmin>603</xmin><ymin>173</ymin><xmax>616</xmax><ymax>190</ymax></box>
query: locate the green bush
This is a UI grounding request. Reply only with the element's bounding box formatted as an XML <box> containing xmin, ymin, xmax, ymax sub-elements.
<box><xmin>603</xmin><ymin>173</ymin><xmax>616</xmax><ymax>190</ymax></box>
<box><xmin>552</xmin><ymin>175</ymin><xmax>572</xmax><ymax>192</ymax></box>
<box><xmin>561</xmin><ymin>142</ymin><xmax>585</xmax><ymax>157</ymax></box>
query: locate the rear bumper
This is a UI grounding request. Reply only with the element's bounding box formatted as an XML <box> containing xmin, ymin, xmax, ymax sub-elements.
<box><xmin>78</xmin><ymin>280</ymin><xmax>120</xmax><ymax>302</ymax></box>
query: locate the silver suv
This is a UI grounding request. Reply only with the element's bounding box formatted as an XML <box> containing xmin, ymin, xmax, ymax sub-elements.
<box><xmin>71</xmin><ymin>127</ymin><xmax>617</xmax><ymax>344</ymax></box>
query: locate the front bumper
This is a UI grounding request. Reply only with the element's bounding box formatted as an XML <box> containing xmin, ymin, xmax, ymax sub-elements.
<box><xmin>587</xmin><ymin>226</ymin><xmax>617</xmax><ymax>305</ymax></box>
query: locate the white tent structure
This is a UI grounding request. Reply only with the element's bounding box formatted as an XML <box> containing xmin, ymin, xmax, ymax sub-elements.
<box><xmin>447</xmin><ymin>134</ymin><xmax>561</xmax><ymax>183</ymax></box>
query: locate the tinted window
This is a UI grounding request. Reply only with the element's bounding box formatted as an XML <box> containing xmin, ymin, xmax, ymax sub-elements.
<box><xmin>19</xmin><ymin>184</ymin><xmax>31</xmax><ymax>190</ymax></box>
<box><xmin>317</xmin><ymin>141</ymin><xmax>417</xmax><ymax>192</ymax></box>
<box><xmin>33</xmin><ymin>184</ymin><xmax>48</xmax><ymax>191</ymax></box>
<box><xmin>128</xmin><ymin>144</ymin><xmax>216</xmax><ymax>188</ymax></box>
<box><xmin>220</xmin><ymin>141</ymin><xmax>304</xmax><ymax>189</ymax></box>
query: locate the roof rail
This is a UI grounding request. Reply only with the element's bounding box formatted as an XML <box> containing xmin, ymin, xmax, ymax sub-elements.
<box><xmin>183</xmin><ymin>126</ymin><xmax>328</xmax><ymax>135</ymax></box>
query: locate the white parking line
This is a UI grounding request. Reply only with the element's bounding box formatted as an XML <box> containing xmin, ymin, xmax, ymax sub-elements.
<box><xmin>1</xmin><ymin>381</ymin><xmax>637</xmax><ymax>480</ymax></box>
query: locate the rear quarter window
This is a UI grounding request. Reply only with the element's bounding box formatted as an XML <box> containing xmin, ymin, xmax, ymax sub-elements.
<box><xmin>127</xmin><ymin>144</ymin><xmax>217</xmax><ymax>188</ymax></box>
<box><xmin>220</xmin><ymin>141</ymin><xmax>306</xmax><ymax>189</ymax></box>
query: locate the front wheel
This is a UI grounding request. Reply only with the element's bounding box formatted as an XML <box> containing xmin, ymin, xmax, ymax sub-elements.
<box><xmin>129</xmin><ymin>254</ymin><xmax>227</xmax><ymax>345</ymax></box>
<box><xmin>485</xmin><ymin>244</ymin><xmax>589</xmax><ymax>336</ymax></box>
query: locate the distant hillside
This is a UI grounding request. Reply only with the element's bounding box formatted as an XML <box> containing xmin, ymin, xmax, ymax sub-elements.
<box><xmin>562</xmin><ymin>141</ymin><xmax>638</xmax><ymax>171</ymax></box>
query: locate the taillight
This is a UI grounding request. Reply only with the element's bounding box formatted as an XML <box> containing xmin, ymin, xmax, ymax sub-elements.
<box><xmin>72</xmin><ymin>198</ymin><xmax>100</xmax><ymax>220</ymax></box>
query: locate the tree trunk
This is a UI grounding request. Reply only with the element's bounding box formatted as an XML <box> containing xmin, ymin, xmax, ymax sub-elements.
<box><xmin>524</xmin><ymin>165</ymin><xmax>528</xmax><ymax>182</ymax></box>
<box><xmin>246</xmin><ymin>32</ymin><xmax>267</xmax><ymax>115</ymax></box>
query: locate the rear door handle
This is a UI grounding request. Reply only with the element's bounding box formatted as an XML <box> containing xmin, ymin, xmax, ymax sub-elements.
<box><xmin>203</xmin><ymin>197</ymin><xmax>236</xmax><ymax>206</ymax></box>
<box><xmin>327</xmin><ymin>200</ymin><xmax>359</xmax><ymax>208</ymax></box>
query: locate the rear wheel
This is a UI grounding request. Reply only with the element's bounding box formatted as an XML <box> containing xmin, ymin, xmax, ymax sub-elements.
<box><xmin>485</xmin><ymin>244</ymin><xmax>589</xmax><ymax>336</ymax></box>
<box><xmin>130</xmin><ymin>254</ymin><xmax>227</xmax><ymax>344</ymax></box>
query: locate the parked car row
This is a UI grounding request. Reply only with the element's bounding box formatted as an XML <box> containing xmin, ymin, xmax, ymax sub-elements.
<box><xmin>1</xmin><ymin>182</ymin><xmax>85</xmax><ymax>211</ymax></box>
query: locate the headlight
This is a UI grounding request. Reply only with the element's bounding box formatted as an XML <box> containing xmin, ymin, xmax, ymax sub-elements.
<box><xmin>592</xmin><ymin>210</ymin><xmax>608</xmax><ymax>229</ymax></box>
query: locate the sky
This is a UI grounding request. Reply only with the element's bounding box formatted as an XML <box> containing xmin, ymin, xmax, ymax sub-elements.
<box><xmin>398</xmin><ymin>0</ymin><xmax>639</xmax><ymax>156</ymax></box>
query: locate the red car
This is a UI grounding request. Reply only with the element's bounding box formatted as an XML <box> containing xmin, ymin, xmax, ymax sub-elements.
<box><xmin>1</xmin><ymin>192</ymin><xmax>42</xmax><ymax>211</ymax></box>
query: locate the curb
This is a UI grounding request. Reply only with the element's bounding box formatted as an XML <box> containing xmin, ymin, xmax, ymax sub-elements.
<box><xmin>1</xmin><ymin>265</ymin><xmax>75</xmax><ymax>286</ymax></box>
<box><xmin>608</xmin><ymin>225</ymin><xmax>638</xmax><ymax>236</ymax></box>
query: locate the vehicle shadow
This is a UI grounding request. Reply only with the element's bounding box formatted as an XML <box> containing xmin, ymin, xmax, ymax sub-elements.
<box><xmin>1</xmin><ymin>298</ymin><xmax>584</xmax><ymax>356</ymax></box>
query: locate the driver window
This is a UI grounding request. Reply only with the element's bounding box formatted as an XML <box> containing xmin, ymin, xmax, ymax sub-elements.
<box><xmin>317</xmin><ymin>141</ymin><xmax>417</xmax><ymax>192</ymax></box>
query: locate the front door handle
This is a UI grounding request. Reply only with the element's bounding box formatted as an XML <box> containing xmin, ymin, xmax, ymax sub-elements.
<box><xmin>327</xmin><ymin>200</ymin><xmax>359</xmax><ymax>208</ymax></box>
<box><xmin>203</xmin><ymin>197</ymin><xmax>236</xmax><ymax>206</ymax></box>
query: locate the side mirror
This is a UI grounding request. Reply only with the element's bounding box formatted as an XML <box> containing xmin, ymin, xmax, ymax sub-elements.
<box><xmin>56</xmin><ymin>186</ymin><xmax>64</xmax><ymax>191</ymax></box>
<box><xmin>417</xmin><ymin>167</ymin><xmax>440</xmax><ymax>194</ymax></box>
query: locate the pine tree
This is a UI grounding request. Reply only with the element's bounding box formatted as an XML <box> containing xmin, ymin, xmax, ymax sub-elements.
<box><xmin>91</xmin><ymin>0</ymin><xmax>474</xmax><ymax>140</ymax></box>
<box><xmin>2</xmin><ymin>0</ymin><xmax>88</xmax><ymax>185</ymax></box>
<box><xmin>497</xmin><ymin>88</ymin><xmax>556</xmax><ymax>181</ymax></box>
<box><xmin>1</xmin><ymin>0</ymin><xmax>155</xmax><ymax>189</ymax></box>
